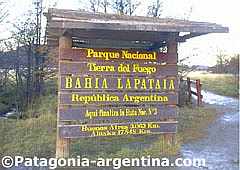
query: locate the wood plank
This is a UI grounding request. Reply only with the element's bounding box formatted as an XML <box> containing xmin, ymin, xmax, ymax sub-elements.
<box><xmin>48</xmin><ymin>28</ymin><xmax>172</xmax><ymax>42</ymax></box>
<box><xmin>48</xmin><ymin>8</ymin><xmax>215</xmax><ymax>25</ymax></box>
<box><xmin>59</xmin><ymin>121</ymin><xmax>177</xmax><ymax>138</ymax></box>
<box><xmin>59</xmin><ymin>105</ymin><xmax>177</xmax><ymax>121</ymax></box>
<box><xmin>48</xmin><ymin>8</ymin><xmax>226</xmax><ymax>30</ymax></box>
<box><xmin>59</xmin><ymin>92</ymin><xmax>178</xmax><ymax>105</ymax></box>
<box><xmin>60</xmin><ymin>75</ymin><xmax>178</xmax><ymax>92</ymax></box>
<box><xmin>59</xmin><ymin>61</ymin><xmax>177</xmax><ymax>76</ymax></box>
<box><xmin>49</xmin><ymin>20</ymin><xmax>229</xmax><ymax>34</ymax></box>
<box><xmin>56</xmin><ymin>35</ymin><xmax>71</xmax><ymax>158</ymax></box>
<box><xmin>59</xmin><ymin>48</ymin><xmax>177</xmax><ymax>64</ymax></box>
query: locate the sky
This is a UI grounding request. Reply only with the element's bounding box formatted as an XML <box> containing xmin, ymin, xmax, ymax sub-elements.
<box><xmin>0</xmin><ymin>0</ymin><xmax>240</xmax><ymax>66</ymax></box>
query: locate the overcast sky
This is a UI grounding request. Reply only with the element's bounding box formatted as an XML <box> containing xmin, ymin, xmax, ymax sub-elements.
<box><xmin>1</xmin><ymin>0</ymin><xmax>239</xmax><ymax>66</ymax></box>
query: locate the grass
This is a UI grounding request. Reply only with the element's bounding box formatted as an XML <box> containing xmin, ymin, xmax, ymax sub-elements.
<box><xmin>70</xmin><ymin>134</ymin><xmax>180</xmax><ymax>158</ymax></box>
<box><xmin>178</xmin><ymin>105</ymin><xmax>218</xmax><ymax>142</ymax></box>
<box><xmin>188</xmin><ymin>71</ymin><xmax>239</xmax><ymax>97</ymax></box>
<box><xmin>0</xmin><ymin>95</ymin><xmax>57</xmax><ymax>158</ymax></box>
<box><xmin>0</xmin><ymin>93</ymin><xmax>218</xmax><ymax>159</ymax></box>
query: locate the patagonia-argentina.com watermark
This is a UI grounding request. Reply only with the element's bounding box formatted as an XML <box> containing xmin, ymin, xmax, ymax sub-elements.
<box><xmin>1</xmin><ymin>155</ymin><xmax>206</xmax><ymax>169</ymax></box>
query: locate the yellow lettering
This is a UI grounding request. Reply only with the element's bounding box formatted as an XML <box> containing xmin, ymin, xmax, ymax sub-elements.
<box><xmin>81</xmin><ymin>125</ymin><xmax>88</xmax><ymax>131</ymax></box>
<box><xmin>169</xmin><ymin>79</ymin><xmax>175</xmax><ymax>90</ymax></box>
<box><xmin>134</xmin><ymin>79</ymin><xmax>140</xmax><ymax>89</ymax></box>
<box><xmin>95</xmin><ymin>77</ymin><xmax>99</xmax><ymax>88</ymax></box>
<box><xmin>163</xmin><ymin>96</ymin><xmax>168</xmax><ymax>101</ymax></box>
<box><xmin>87</xmin><ymin>49</ymin><xmax>94</xmax><ymax>58</ymax></box>
<box><xmin>102</xmin><ymin>78</ymin><xmax>108</xmax><ymax>89</ymax></box>
<box><xmin>86</xmin><ymin>49</ymin><xmax>119</xmax><ymax>60</ymax></box>
<box><xmin>75</xmin><ymin>78</ymin><xmax>81</xmax><ymax>88</ymax></box>
<box><xmin>148</xmin><ymin>79</ymin><xmax>154</xmax><ymax>89</ymax></box>
<box><xmin>141</xmin><ymin>79</ymin><xmax>147</xmax><ymax>90</ymax></box>
<box><xmin>85</xmin><ymin>77</ymin><xmax>92</xmax><ymax>88</ymax></box>
<box><xmin>71</xmin><ymin>94</ymin><xmax>79</xmax><ymax>102</ymax></box>
<box><xmin>163</xmin><ymin>79</ymin><xmax>167</xmax><ymax>90</ymax></box>
<box><xmin>117</xmin><ymin>78</ymin><xmax>123</xmax><ymax>89</ymax></box>
<box><xmin>87</xmin><ymin>62</ymin><xmax>115</xmax><ymax>72</ymax></box>
<box><xmin>126</xmin><ymin>79</ymin><xmax>131</xmax><ymax>89</ymax></box>
<box><xmin>65</xmin><ymin>76</ymin><xmax>72</xmax><ymax>88</ymax></box>
<box><xmin>155</xmin><ymin>80</ymin><xmax>161</xmax><ymax>90</ymax></box>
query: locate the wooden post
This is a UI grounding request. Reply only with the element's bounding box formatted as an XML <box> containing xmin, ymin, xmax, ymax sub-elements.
<box><xmin>165</xmin><ymin>35</ymin><xmax>178</xmax><ymax>148</ymax></box>
<box><xmin>196</xmin><ymin>79</ymin><xmax>202</xmax><ymax>106</ymax></box>
<box><xmin>199</xmin><ymin>79</ymin><xmax>202</xmax><ymax>105</ymax></box>
<box><xmin>167</xmin><ymin>36</ymin><xmax>178</xmax><ymax>106</ymax></box>
<box><xmin>187</xmin><ymin>77</ymin><xmax>191</xmax><ymax>103</ymax></box>
<box><xmin>56</xmin><ymin>35</ymin><xmax>72</xmax><ymax>158</ymax></box>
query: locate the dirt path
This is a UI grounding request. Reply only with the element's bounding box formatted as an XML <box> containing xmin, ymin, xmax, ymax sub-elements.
<box><xmin>177</xmin><ymin>91</ymin><xmax>239</xmax><ymax>170</ymax></box>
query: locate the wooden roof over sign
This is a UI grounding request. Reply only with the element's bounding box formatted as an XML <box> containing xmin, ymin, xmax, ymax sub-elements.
<box><xmin>45</xmin><ymin>8</ymin><xmax>229</xmax><ymax>48</ymax></box>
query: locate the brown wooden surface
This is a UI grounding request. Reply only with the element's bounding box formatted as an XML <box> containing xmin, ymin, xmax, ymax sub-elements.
<box><xmin>59</xmin><ymin>61</ymin><xmax>177</xmax><ymax>76</ymax></box>
<box><xmin>59</xmin><ymin>105</ymin><xmax>177</xmax><ymax>121</ymax></box>
<box><xmin>59</xmin><ymin>48</ymin><xmax>177</xmax><ymax>64</ymax></box>
<box><xmin>60</xmin><ymin>75</ymin><xmax>178</xmax><ymax>92</ymax></box>
<box><xmin>56</xmin><ymin>35</ymin><xmax>71</xmax><ymax>158</ymax></box>
<box><xmin>196</xmin><ymin>79</ymin><xmax>202</xmax><ymax>106</ymax></box>
<box><xmin>187</xmin><ymin>77</ymin><xmax>192</xmax><ymax>102</ymax></box>
<box><xmin>47</xmin><ymin>8</ymin><xmax>225</xmax><ymax>27</ymax></box>
<box><xmin>59</xmin><ymin>121</ymin><xmax>177</xmax><ymax>138</ymax></box>
<box><xmin>184</xmin><ymin>77</ymin><xmax>203</xmax><ymax>106</ymax></box>
<box><xmin>59</xmin><ymin>92</ymin><xmax>178</xmax><ymax>105</ymax></box>
<box><xmin>46</xmin><ymin>9</ymin><xmax>229</xmax><ymax>33</ymax></box>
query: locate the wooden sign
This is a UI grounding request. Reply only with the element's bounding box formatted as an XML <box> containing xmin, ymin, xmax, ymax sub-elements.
<box><xmin>60</xmin><ymin>48</ymin><xmax>177</xmax><ymax>64</ymax></box>
<box><xmin>60</xmin><ymin>92</ymin><xmax>178</xmax><ymax>105</ymax></box>
<box><xmin>59</xmin><ymin>61</ymin><xmax>177</xmax><ymax>76</ymax></box>
<box><xmin>59</xmin><ymin>122</ymin><xmax>177</xmax><ymax>138</ymax></box>
<box><xmin>59</xmin><ymin>105</ymin><xmax>177</xmax><ymax>121</ymax></box>
<box><xmin>60</xmin><ymin>75</ymin><xmax>178</xmax><ymax>92</ymax></box>
<box><xmin>58</xmin><ymin>48</ymin><xmax>178</xmax><ymax>138</ymax></box>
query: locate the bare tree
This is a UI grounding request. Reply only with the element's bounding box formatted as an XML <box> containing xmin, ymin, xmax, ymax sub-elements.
<box><xmin>112</xmin><ymin>0</ymin><xmax>140</xmax><ymax>15</ymax></box>
<box><xmin>178</xmin><ymin>56</ymin><xmax>198</xmax><ymax>78</ymax></box>
<box><xmin>11</xmin><ymin>14</ymin><xmax>36</xmax><ymax>109</ymax></box>
<box><xmin>79</xmin><ymin>0</ymin><xmax>140</xmax><ymax>15</ymax></box>
<box><xmin>90</xmin><ymin>0</ymin><xmax>101</xmax><ymax>13</ymax></box>
<box><xmin>79</xmin><ymin>0</ymin><xmax>101</xmax><ymax>13</ymax></box>
<box><xmin>112</xmin><ymin>0</ymin><xmax>127</xmax><ymax>14</ymax></box>
<box><xmin>101</xmin><ymin>0</ymin><xmax>110</xmax><ymax>13</ymax></box>
<box><xmin>126</xmin><ymin>0</ymin><xmax>140</xmax><ymax>16</ymax></box>
<box><xmin>215</xmin><ymin>53</ymin><xmax>227</xmax><ymax>73</ymax></box>
<box><xmin>147</xmin><ymin>0</ymin><xmax>163</xmax><ymax>17</ymax></box>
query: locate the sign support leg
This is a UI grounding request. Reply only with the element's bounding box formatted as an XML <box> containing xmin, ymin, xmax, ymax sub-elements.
<box><xmin>56</xmin><ymin>35</ymin><xmax>72</xmax><ymax>158</ymax></box>
<box><xmin>165</xmin><ymin>36</ymin><xmax>178</xmax><ymax>150</ymax></box>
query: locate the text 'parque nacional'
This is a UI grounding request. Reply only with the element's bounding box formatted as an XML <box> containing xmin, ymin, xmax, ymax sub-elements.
<box><xmin>86</xmin><ymin>49</ymin><xmax>157</xmax><ymax>61</ymax></box>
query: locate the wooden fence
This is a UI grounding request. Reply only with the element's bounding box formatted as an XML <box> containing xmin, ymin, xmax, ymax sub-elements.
<box><xmin>182</xmin><ymin>77</ymin><xmax>203</xmax><ymax>106</ymax></box>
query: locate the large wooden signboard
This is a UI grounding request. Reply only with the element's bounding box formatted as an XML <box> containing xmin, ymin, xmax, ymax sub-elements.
<box><xmin>58</xmin><ymin>48</ymin><xmax>178</xmax><ymax>138</ymax></box>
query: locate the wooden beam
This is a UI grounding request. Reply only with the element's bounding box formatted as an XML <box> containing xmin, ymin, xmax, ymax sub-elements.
<box><xmin>56</xmin><ymin>35</ymin><xmax>72</xmax><ymax>158</ymax></box>
<box><xmin>177</xmin><ymin>32</ymin><xmax>208</xmax><ymax>42</ymax></box>
<box><xmin>167</xmin><ymin>33</ymin><xmax>178</xmax><ymax>62</ymax></box>
<box><xmin>165</xmin><ymin>34</ymin><xmax>178</xmax><ymax>145</ymax></box>
<box><xmin>48</xmin><ymin>20</ymin><xmax>229</xmax><ymax>34</ymax></box>
<box><xmin>46</xmin><ymin>8</ymin><xmax>229</xmax><ymax>34</ymax></box>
